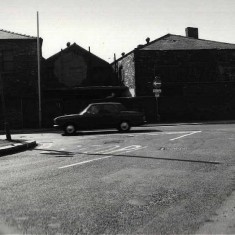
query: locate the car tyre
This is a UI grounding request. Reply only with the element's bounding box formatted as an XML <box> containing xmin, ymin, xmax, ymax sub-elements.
<box><xmin>64</xmin><ymin>123</ymin><xmax>77</xmax><ymax>135</ymax></box>
<box><xmin>118</xmin><ymin>121</ymin><xmax>131</xmax><ymax>132</ymax></box>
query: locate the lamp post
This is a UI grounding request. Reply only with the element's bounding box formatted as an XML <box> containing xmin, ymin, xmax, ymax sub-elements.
<box><xmin>0</xmin><ymin>72</ymin><xmax>11</xmax><ymax>140</ymax></box>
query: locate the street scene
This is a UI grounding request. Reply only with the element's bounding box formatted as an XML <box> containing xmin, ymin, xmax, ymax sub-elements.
<box><xmin>1</xmin><ymin>0</ymin><xmax>235</xmax><ymax>234</ymax></box>
<box><xmin>0</xmin><ymin>123</ymin><xmax>235</xmax><ymax>234</ymax></box>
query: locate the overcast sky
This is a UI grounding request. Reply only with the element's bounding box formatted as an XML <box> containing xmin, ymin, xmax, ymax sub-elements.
<box><xmin>1</xmin><ymin>0</ymin><xmax>235</xmax><ymax>62</ymax></box>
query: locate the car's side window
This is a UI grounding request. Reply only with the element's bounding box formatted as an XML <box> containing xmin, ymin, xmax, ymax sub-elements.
<box><xmin>88</xmin><ymin>105</ymin><xmax>100</xmax><ymax>115</ymax></box>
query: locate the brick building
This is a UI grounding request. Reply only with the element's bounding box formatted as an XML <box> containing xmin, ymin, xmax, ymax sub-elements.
<box><xmin>113</xmin><ymin>27</ymin><xmax>235</xmax><ymax>121</ymax></box>
<box><xmin>0</xmin><ymin>29</ymin><xmax>43</xmax><ymax>128</ymax></box>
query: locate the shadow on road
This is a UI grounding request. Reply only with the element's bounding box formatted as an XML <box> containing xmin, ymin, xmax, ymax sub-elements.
<box><xmin>62</xmin><ymin>129</ymin><xmax>162</xmax><ymax>136</ymax></box>
<box><xmin>37</xmin><ymin>149</ymin><xmax>74</xmax><ymax>157</ymax></box>
<box><xmin>36</xmin><ymin>148</ymin><xmax>221</xmax><ymax>165</ymax></box>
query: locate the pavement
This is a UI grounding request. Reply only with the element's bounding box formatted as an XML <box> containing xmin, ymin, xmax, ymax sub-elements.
<box><xmin>0</xmin><ymin>136</ymin><xmax>37</xmax><ymax>157</ymax></box>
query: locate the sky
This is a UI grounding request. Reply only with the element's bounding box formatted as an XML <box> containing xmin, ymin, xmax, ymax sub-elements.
<box><xmin>1</xmin><ymin>0</ymin><xmax>235</xmax><ymax>63</ymax></box>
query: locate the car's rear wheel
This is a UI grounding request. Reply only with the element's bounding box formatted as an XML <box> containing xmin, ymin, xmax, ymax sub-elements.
<box><xmin>64</xmin><ymin>123</ymin><xmax>76</xmax><ymax>135</ymax></box>
<box><xmin>118</xmin><ymin>121</ymin><xmax>131</xmax><ymax>132</ymax></box>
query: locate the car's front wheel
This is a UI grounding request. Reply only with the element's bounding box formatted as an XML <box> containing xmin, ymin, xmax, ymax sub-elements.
<box><xmin>118</xmin><ymin>121</ymin><xmax>131</xmax><ymax>132</ymax></box>
<box><xmin>64</xmin><ymin>123</ymin><xmax>77</xmax><ymax>135</ymax></box>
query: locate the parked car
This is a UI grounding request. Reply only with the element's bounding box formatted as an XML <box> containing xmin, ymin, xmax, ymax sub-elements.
<box><xmin>54</xmin><ymin>102</ymin><xmax>146</xmax><ymax>135</ymax></box>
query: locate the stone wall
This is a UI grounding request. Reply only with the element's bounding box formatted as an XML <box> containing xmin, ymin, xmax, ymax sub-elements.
<box><xmin>115</xmin><ymin>52</ymin><xmax>136</xmax><ymax>96</ymax></box>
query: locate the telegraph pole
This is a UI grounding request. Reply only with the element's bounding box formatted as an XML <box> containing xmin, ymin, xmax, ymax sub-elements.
<box><xmin>37</xmin><ymin>11</ymin><xmax>42</xmax><ymax>128</ymax></box>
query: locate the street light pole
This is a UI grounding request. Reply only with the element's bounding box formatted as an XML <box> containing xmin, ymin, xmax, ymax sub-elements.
<box><xmin>0</xmin><ymin>72</ymin><xmax>11</xmax><ymax>140</ymax></box>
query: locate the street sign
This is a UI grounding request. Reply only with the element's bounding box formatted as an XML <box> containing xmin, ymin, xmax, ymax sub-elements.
<box><xmin>155</xmin><ymin>93</ymin><xmax>160</xmax><ymax>98</ymax></box>
<box><xmin>153</xmin><ymin>76</ymin><xmax>162</xmax><ymax>89</ymax></box>
<box><xmin>153</xmin><ymin>89</ymin><xmax>161</xmax><ymax>93</ymax></box>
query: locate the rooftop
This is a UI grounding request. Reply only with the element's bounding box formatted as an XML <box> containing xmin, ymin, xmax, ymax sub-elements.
<box><xmin>142</xmin><ymin>34</ymin><xmax>235</xmax><ymax>51</ymax></box>
<box><xmin>0</xmin><ymin>29</ymin><xmax>37</xmax><ymax>39</ymax></box>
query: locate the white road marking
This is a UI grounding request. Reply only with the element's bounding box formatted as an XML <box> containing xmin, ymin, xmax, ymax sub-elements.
<box><xmin>96</xmin><ymin>145</ymin><xmax>121</xmax><ymax>153</ymax></box>
<box><xmin>77</xmin><ymin>145</ymin><xmax>120</xmax><ymax>154</ymax></box>
<box><xmin>77</xmin><ymin>131</ymin><xmax>200</xmax><ymax>138</ymax></box>
<box><xmin>59</xmin><ymin>145</ymin><xmax>146</xmax><ymax>169</ymax></box>
<box><xmin>170</xmin><ymin>131</ymin><xmax>201</xmax><ymax>141</ymax></box>
<box><xmin>102</xmin><ymin>145</ymin><xmax>146</xmax><ymax>154</ymax></box>
<box><xmin>58</xmin><ymin>155</ymin><xmax>113</xmax><ymax>169</ymax></box>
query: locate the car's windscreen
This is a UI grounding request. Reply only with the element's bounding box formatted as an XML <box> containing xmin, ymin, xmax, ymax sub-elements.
<box><xmin>79</xmin><ymin>106</ymin><xmax>90</xmax><ymax>115</ymax></box>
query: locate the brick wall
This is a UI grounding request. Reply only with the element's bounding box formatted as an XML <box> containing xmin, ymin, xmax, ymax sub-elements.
<box><xmin>44</xmin><ymin>46</ymin><xmax>118</xmax><ymax>89</ymax></box>
<box><xmin>0</xmin><ymin>39</ymin><xmax>42</xmax><ymax>129</ymax></box>
<box><xmin>134</xmin><ymin>49</ymin><xmax>235</xmax><ymax>97</ymax></box>
<box><xmin>0</xmin><ymin>39</ymin><xmax>41</xmax><ymax>97</ymax></box>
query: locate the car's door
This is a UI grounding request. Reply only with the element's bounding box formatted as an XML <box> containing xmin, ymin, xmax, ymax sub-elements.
<box><xmin>98</xmin><ymin>104</ymin><xmax>120</xmax><ymax>128</ymax></box>
<box><xmin>81</xmin><ymin>104</ymin><xmax>103</xmax><ymax>130</ymax></box>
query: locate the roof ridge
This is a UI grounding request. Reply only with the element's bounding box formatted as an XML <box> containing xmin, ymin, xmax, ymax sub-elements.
<box><xmin>46</xmin><ymin>42</ymin><xmax>110</xmax><ymax>64</ymax></box>
<box><xmin>0</xmin><ymin>29</ymin><xmax>36</xmax><ymax>38</ymax></box>
<box><xmin>167</xmin><ymin>33</ymin><xmax>235</xmax><ymax>45</ymax></box>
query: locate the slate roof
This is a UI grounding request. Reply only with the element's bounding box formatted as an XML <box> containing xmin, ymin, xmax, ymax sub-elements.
<box><xmin>113</xmin><ymin>33</ymin><xmax>235</xmax><ymax>63</ymax></box>
<box><xmin>0</xmin><ymin>29</ymin><xmax>36</xmax><ymax>39</ymax></box>
<box><xmin>142</xmin><ymin>34</ymin><xmax>235</xmax><ymax>50</ymax></box>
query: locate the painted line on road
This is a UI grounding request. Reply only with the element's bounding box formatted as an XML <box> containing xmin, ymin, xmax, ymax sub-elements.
<box><xmin>58</xmin><ymin>155</ymin><xmax>113</xmax><ymax>169</ymax></box>
<box><xmin>58</xmin><ymin>145</ymin><xmax>146</xmax><ymax>169</ymax></box>
<box><xmin>170</xmin><ymin>131</ymin><xmax>201</xmax><ymax>141</ymax></box>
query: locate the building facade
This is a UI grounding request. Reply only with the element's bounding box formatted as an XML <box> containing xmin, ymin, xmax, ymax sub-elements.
<box><xmin>42</xmin><ymin>43</ymin><xmax>128</xmax><ymax>126</ymax></box>
<box><xmin>0</xmin><ymin>29</ymin><xmax>43</xmax><ymax>128</ymax></box>
<box><xmin>44</xmin><ymin>43</ymin><xmax>119</xmax><ymax>88</ymax></box>
<box><xmin>113</xmin><ymin>28</ymin><xmax>235</xmax><ymax>121</ymax></box>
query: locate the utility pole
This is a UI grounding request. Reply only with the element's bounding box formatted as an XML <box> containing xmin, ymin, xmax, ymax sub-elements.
<box><xmin>0</xmin><ymin>72</ymin><xmax>11</xmax><ymax>140</ymax></box>
<box><xmin>37</xmin><ymin>11</ymin><xmax>42</xmax><ymax>128</ymax></box>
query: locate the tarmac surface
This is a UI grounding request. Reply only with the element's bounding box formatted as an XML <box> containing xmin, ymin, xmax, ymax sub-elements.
<box><xmin>0</xmin><ymin>122</ymin><xmax>235</xmax><ymax>234</ymax></box>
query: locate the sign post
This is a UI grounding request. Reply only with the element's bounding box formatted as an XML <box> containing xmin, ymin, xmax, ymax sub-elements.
<box><xmin>152</xmin><ymin>76</ymin><xmax>162</xmax><ymax>122</ymax></box>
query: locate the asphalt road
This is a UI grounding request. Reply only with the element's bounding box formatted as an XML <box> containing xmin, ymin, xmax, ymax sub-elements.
<box><xmin>0</xmin><ymin>123</ymin><xmax>234</xmax><ymax>234</ymax></box>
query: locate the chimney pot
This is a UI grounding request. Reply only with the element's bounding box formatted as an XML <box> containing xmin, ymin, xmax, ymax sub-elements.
<box><xmin>146</xmin><ymin>37</ymin><xmax>150</xmax><ymax>44</ymax></box>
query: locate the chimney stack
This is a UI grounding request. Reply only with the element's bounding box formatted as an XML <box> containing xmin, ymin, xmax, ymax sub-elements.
<box><xmin>185</xmin><ymin>27</ymin><xmax>198</xmax><ymax>39</ymax></box>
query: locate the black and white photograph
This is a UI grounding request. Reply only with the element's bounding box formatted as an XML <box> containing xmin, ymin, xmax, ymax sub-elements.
<box><xmin>0</xmin><ymin>0</ymin><xmax>235</xmax><ymax>234</ymax></box>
